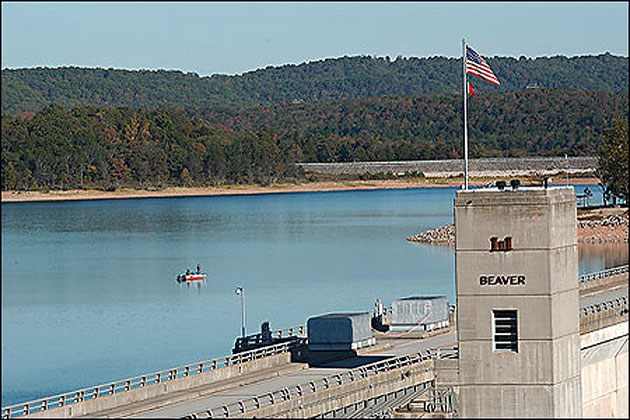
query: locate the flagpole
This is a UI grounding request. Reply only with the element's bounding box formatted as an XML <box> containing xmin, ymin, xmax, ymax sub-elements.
<box><xmin>462</xmin><ymin>38</ymin><xmax>469</xmax><ymax>190</ymax></box>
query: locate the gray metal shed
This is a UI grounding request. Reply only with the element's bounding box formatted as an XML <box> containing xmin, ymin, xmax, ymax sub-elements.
<box><xmin>307</xmin><ymin>312</ymin><xmax>375</xmax><ymax>351</ymax></box>
<box><xmin>391</xmin><ymin>295</ymin><xmax>449</xmax><ymax>332</ymax></box>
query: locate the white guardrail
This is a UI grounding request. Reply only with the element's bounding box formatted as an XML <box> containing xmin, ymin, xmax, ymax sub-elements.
<box><xmin>579</xmin><ymin>264</ymin><xmax>628</xmax><ymax>284</ymax></box>
<box><xmin>1</xmin><ymin>340</ymin><xmax>299</xmax><ymax>419</ymax></box>
<box><xmin>181</xmin><ymin>345</ymin><xmax>459</xmax><ymax>419</ymax></box>
<box><xmin>272</xmin><ymin>324</ymin><xmax>306</xmax><ymax>339</ymax></box>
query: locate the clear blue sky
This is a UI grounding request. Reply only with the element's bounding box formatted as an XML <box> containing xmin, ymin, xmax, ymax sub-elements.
<box><xmin>2</xmin><ymin>2</ymin><xmax>628</xmax><ymax>76</ymax></box>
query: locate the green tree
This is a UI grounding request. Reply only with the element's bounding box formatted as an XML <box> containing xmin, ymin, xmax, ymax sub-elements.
<box><xmin>597</xmin><ymin>119</ymin><xmax>628</xmax><ymax>204</ymax></box>
<box><xmin>1</xmin><ymin>161</ymin><xmax>18</xmax><ymax>190</ymax></box>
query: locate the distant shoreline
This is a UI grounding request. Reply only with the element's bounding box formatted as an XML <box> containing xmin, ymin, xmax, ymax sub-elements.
<box><xmin>1</xmin><ymin>177</ymin><xmax>600</xmax><ymax>204</ymax></box>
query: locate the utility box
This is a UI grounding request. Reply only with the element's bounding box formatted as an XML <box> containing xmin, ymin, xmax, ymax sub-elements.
<box><xmin>390</xmin><ymin>295</ymin><xmax>449</xmax><ymax>332</ymax></box>
<box><xmin>307</xmin><ymin>312</ymin><xmax>375</xmax><ymax>351</ymax></box>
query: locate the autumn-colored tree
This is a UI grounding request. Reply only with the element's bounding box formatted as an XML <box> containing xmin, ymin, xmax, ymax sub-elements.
<box><xmin>109</xmin><ymin>157</ymin><xmax>131</xmax><ymax>186</ymax></box>
<box><xmin>1</xmin><ymin>91</ymin><xmax>627</xmax><ymax>192</ymax></box>
<box><xmin>180</xmin><ymin>167</ymin><xmax>193</xmax><ymax>186</ymax></box>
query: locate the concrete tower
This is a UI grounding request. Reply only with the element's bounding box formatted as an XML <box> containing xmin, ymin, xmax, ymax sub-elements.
<box><xmin>454</xmin><ymin>185</ymin><xmax>582</xmax><ymax>417</ymax></box>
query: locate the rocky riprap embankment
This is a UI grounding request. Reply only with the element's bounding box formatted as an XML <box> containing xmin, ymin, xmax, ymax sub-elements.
<box><xmin>408</xmin><ymin>212</ymin><xmax>629</xmax><ymax>245</ymax></box>
<box><xmin>406</xmin><ymin>224</ymin><xmax>455</xmax><ymax>245</ymax></box>
<box><xmin>578</xmin><ymin>214</ymin><xmax>629</xmax><ymax>244</ymax></box>
<box><xmin>298</xmin><ymin>157</ymin><xmax>596</xmax><ymax>177</ymax></box>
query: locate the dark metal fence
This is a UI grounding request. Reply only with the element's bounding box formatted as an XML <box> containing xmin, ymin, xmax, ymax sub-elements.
<box><xmin>1</xmin><ymin>342</ymin><xmax>296</xmax><ymax>419</ymax></box>
<box><xmin>181</xmin><ymin>345</ymin><xmax>458</xmax><ymax>419</ymax></box>
<box><xmin>579</xmin><ymin>265</ymin><xmax>628</xmax><ymax>284</ymax></box>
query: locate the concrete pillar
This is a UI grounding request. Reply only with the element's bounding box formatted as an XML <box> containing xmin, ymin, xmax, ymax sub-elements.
<box><xmin>454</xmin><ymin>186</ymin><xmax>581</xmax><ymax>418</ymax></box>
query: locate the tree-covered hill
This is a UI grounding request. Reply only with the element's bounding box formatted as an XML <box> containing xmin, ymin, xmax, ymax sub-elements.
<box><xmin>2</xmin><ymin>53</ymin><xmax>627</xmax><ymax>115</ymax></box>
<box><xmin>194</xmin><ymin>89</ymin><xmax>629</xmax><ymax>159</ymax></box>
<box><xmin>2</xmin><ymin>89</ymin><xmax>627</xmax><ymax>191</ymax></box>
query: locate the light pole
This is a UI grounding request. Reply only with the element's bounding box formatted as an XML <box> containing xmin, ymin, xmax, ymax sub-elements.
<box><xmin>235</xmin><ymin>287</ymin><xmax>246</xmax><ymax>338</ymax></box>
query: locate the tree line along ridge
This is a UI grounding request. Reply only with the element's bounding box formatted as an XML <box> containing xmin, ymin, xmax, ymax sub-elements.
<box><xmin>2</xmin><ymin>53</ymin><xmax>627</xmax><ymax>115</ymax></box>
<box><xmin>1</xmin><ymin>54</ymin><xmax>628</xmax><ymax>191</ymax></box>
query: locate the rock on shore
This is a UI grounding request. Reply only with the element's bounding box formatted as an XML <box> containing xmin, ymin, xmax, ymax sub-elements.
<box><xmin>407</xmin><ymin>212</ymin><xmax>628</xmax><ymax>245</ymax></box>
<box><xmin>578</xmin><ymin>213</ymin><xmax>629</xmax><ymax>244</ymax></box>
<box><xmin>406</xmin><ymin>224</ymin><xmax>455</xmax><ymax>245</ymax></box>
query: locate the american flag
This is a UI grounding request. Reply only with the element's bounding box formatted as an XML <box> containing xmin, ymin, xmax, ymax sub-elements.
<box><xmin>468</xmin><ymin>81</ymin><xmax>475</xmax><ymax>95</ymax></box>
<box><xmin>465</xmin><ymin>45</ymin><xmax>500</xmax><ymax>86</ymax></box>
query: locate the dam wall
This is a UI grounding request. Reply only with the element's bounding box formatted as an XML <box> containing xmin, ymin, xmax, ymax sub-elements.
<box><xmin>581</xmin><ymin>321</ymin><xmax>629</xmax><ymax>418</ymax></box>
<box><xmin>21</xmin><ymin>347</ymin><xmax>292</xmax><ymax>418</ymax></box>
<box><xmin>432</xmin><ymin>321</ymin><xmax>629</xmax><ymax>418</ymax></box>
<box><xmin>298</xmin><ymin>156</ymin><xmax>596</xmax><ymax>177</ymax></box>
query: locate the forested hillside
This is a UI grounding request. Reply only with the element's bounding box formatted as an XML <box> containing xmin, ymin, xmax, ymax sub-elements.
<box><xmin>2</xmin><ymin>90</ymin><xmax>627</xmax><ymax>191</ymax></box>
<box><xmin>195</xmin><ymin>89</ymin><xmax>628</xmax><ymax>158</ymax></box>
<box><xmin>2</xmin><ymin>53</ymin><xmax>627</xmax><ymax>115</ymax></box>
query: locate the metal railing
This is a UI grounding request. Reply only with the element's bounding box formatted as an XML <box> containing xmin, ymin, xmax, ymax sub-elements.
<box><xmin>581</xmin><ymin>295</ymin><xmax>628</xmax><ymax>316</ymax></box>
<box><xmin>1</xmin><ymin>341</ymin><xmax>296</xmax><ymax>419</ymax></box>
<box><xmin>319</xmin><ymin>381</ymin><xmax>433</xmax><ymax>418</ymax></box>
<box><xmin>236</xmin><ymin>324</ymin><xmax>305</xmax><ymax>344</ymax></box>
<box><xmin>579</xmin><ymin>265</ymin><xmax>628</xmax><ymax>284</ymax></box>
<box><xmin>275</xmin><ymin>324</ymin><xmax>306</xmax><ymax>338</ymax></box>
<box><xmin>233</xmin><ymin>324</ymin><xmax>306</xmax><ymax>353</ymax></box>
<box><xmin>418</xmin><ymin>386</ymin><xmax>458</xmax><ymax>417</ymax></box>
<box><xmin>181</xmin><ymin>344</ymin><xmax>458</xmax><ymax>419</ymax></box>
<box><xmin>580</xmin><ymin>295</ymin><xmax>629</xmax><ymax>333</ymax></box>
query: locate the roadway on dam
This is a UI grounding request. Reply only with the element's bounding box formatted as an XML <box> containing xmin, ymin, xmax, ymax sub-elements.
<box><xmin>84</xmin><ymin>285</ymin><xmax>628</xmax><ymax>419</ymax></box>
<box><xmin>580</xmin><ymin>284</ymin><xmax>628</xmax><ymax>308</ymax></box>
<box><xmin>89</xmin><ymin>332</ymin><xmax>457</xmax><ymax>419</ymax></box>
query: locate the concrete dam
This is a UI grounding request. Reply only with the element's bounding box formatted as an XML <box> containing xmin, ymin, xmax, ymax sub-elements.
<box><xmin>297</xmin><ymin>156</ymin><xmax>597</xmax><ymax>178</ymax></box>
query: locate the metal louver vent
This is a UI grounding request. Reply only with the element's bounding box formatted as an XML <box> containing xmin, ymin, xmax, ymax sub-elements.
<box><xmin>493</xmin><ymin>309</ymin><xmax>518</xmax><ymax>352</ymax></box>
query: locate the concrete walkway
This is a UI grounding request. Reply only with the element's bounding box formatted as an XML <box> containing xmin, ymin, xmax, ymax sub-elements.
<box><xmin>581</xmin><ymin>286</ymin><xmax>628</xmax><ymax>309</ymax></box>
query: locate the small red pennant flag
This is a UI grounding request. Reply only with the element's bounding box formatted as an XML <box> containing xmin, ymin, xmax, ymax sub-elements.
<box><xmin>468</xmin><ymin>81</ymin><xmax>475</xmax><ymax>96</ymax></box>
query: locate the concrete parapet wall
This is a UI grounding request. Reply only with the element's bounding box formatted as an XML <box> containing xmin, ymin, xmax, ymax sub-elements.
<box><xmin>434</xmin><ymin>358</ymin><xmax>459</xmax><ymax>388</ymax></box>
<box><xmin>241</xmin><ymin>360</ymin><xmax>435</xmax><ymax>418</ymax></box>
<box><xmin>581</xmin><ymin>321</ymin><xmax>628</xmax><ymax>350</ymax></box>
<box><xmin>24</xmin><ymin>352</ymin><xmax>291</xmax><ymax>418</ymax></box>
<box><xmin>581</xmin><ymin>304</ymin><xmax>629</xmax><ymax>335</ymax></box>
<box><xmin>298</xmin><ymin>157</ymin><xmax>596</xmax><ymax>177</ymax></box>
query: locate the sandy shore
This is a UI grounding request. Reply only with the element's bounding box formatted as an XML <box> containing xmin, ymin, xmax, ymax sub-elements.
<box><xmin>1</xmin><ymin>177</ymin><xmax>600</xmax><ymax>203</ymax></box>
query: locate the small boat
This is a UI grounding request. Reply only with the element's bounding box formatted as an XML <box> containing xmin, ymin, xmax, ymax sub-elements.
<box><xmin>176</xmin><ymin>272</ymin><xmax>207</xmax><ymax>283</ymax></box>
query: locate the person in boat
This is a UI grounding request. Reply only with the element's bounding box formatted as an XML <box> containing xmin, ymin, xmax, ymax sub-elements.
<box><xmin>186</xmin><ymin>268</ymin><xmax>191</xmax><ymax>276</ymax></box>
<box><xmin>196</xmin><ymin>263</ymin><xmax>201</xmax><ymax>274</ymax></box>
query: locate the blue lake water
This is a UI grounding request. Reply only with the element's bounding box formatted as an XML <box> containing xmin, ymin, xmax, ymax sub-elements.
<box><xmin>1</xmin><ymin>184</ymin><xmax>627</xmax><ymax>406</ymax></box>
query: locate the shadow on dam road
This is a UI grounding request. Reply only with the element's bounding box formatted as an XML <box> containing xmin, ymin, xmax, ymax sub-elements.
<box><xmin>314</xmin><ymin>355</ymin><xmax>392</xmax><ymax>369</ymax></box>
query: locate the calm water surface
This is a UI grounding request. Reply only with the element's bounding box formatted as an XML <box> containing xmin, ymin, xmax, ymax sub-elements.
<box><xmin>1</xmin><ymin>185</ymin><xmax>626</xmax><ymax>405</ymax></box>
